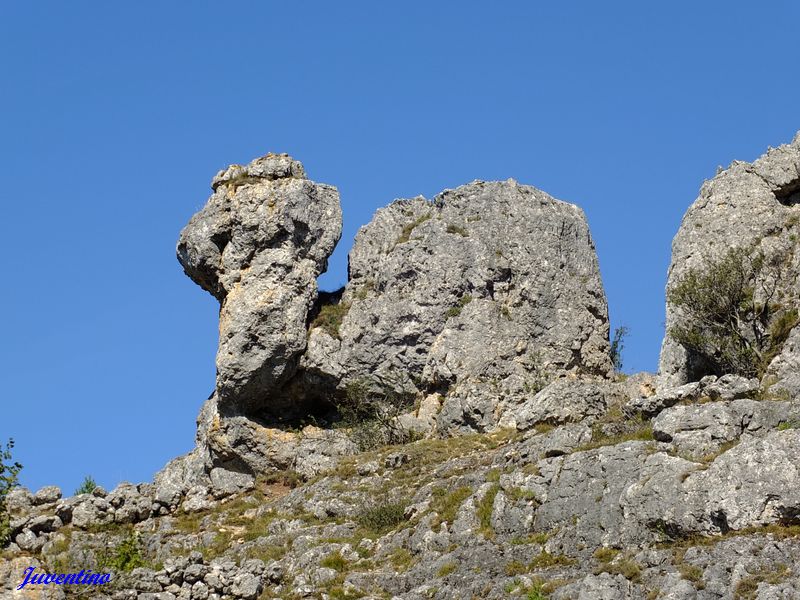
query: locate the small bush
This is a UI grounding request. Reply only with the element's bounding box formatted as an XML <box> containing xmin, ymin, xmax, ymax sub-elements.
<box><xmin>525</xmin><ymin>584</ymin><xmax>550</xmax><ymax>600</ymax></box>
<box><xmin>108</xmin><ymin>531</ymin><xmax>147</xmax><ymax>572</ymax></box>
<box><xmin>311</xmin><ymin>301</ymin><xmax>351</xmax><ymax>339</ymax></box>
<box><xmin>0</xmin><ymin>439</ymin><xmax>22</xmax><ymax>547</ymax></box>
<box><xmin>593</xmin><ymin>547</ymin><xmax>620</xmax><ymax>563</ymax></box>
<box><xmin>75</xmin><ymin>475</ymin><xmax>97</xmax><ymax>495</ymax></box>
<box><xmin>594</xmin><ymin>556</ymin><xmax>642</xmax><ymax>581</ymax></box>
<box><xmin>336</xmin><ymin>372</ymin><xmax>416</xmax><ymax>451</ymax></box>
<box><xmin>678</xmin><ymin>563</ymin><xmax>704</xmax><ymax>584</ymax></box>
<box><xmin>437</xmin><ymin>561</ymin><xmax>457</xmax><ymax>577</ymax></box>
<box><xmin>577</xmin><ymin>422</ymin><xmax>653</xmax><ymax>452</ymax></box>
<box><xmin>396</xmin><ymin>213</ymin><xmax>432</xmax><ymax>245</ymax></box>
<box><xmin>320</xmin><ymin>551</ymin><xmax>348</xmax><ymax>571</ymax></box>
<box><xmin>734</xmin><ymin>563</ymin><xmax>790</xmax><ymax>599</ymax></box>
<box><xmin>610</xmin><ymin>326</ymin><xmax>629</xmax><ymax>373</ymax></box>
<box><xmin>477</xmin><ymin>485</ymin><xmax>500</xmax><ymax>537</ymax></box>
<box><xmin>505</xmin><ymin>560</ymin><xmax>528</xmax><ymax>576</ymax></box>
<box><xmin>357</xmin><ymin>501</ymin><xmax>407</xmax><ymax>533</ymax></box>
<box><xmin>530</xmin><ymin>551</ymin><xmax>576</xmax><ymax>569</ymax></box>
<box><xmin>445</xmin><ymin>294</ymin><xmax>473</xmax><ymax>319</ymax></box>
<box><xmin>431</xmin><ymin>485</ymin><xmax>472</xmax><ymax>526</ymax></box>
<box><xmin>262</xmin><ymin>470</ymin><xmax>303</xmax><ymax>489</ymax></box>
<box><xmin>389</xmin><ymin>548</ymin><xmax>414</xmax><ymax>571</ymax></box>
<box><xmin>446</xmin><ymin>224</ymin><xmax>468</xmax><ymax>237</ymax></box>
<box><xmin>668</xmin><ymin>246</ymin><xmax>796</xmax><ymax>378</ymax></box>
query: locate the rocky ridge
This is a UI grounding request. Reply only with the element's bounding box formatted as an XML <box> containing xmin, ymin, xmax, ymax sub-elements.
<box><xmin>4</xmin><ymin>133</ymin><xmax>800</xmax><ymax>599</ymax></box>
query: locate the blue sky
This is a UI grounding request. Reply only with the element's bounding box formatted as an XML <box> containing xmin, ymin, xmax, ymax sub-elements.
<box><xmin>1</xmin><ymin>1</ymin><xmax>798</xmax><ymax>493</ymax></box>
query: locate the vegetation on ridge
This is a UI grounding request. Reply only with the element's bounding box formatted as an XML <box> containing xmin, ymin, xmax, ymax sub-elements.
<box><xmin>0</xmin><ymin>439</ymin><xmax>22</xmax><ymax>547</ymax></box>
<box><xmin>668</xmin><ymin>245</ymin><xmax>798</xmax><ymax>378</ymax></box>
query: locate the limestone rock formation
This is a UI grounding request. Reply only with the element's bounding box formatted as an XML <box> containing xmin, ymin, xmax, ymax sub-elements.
<box><xmin>10</xmin><ymin>136</ymin><xmax>800</xmax><ymax>599</ymax></box>
<box><xmin>165</xmin><ymin>153</ymin><xmax>345</xmax><ymax>492</ymax></box>
<box><xmin>177</xmin><ymin>153</ymin><xmax>342</xmax><ymax>416</ymax></box>
<box><xmin>659</xmin><ymin>132</ymin><xmax>800</xmax><ymax>389</ymax></box>
<box><xmin>173</xmin><ymin>165</ymin><xmax>614</xmax><ymax>485</ymax></box>
<box><xmin>299</xmin><ymin>179</ymin><xmax>612</xmax><ymax>431</ymax></box>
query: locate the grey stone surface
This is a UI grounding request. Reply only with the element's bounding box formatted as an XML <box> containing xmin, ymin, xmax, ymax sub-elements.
<box><xmin>625</xmin><ymin>381</ymin><xmax>701</xmax><ymax>418</ymax></box>
<box><xmin>12</xmin><ymin>141</ymin><xmax>800</xmax><ymax>599</ymax></box>
<box><xmin>176</xmin><ymin>153</ymin><xmax>343</xmax><ymax>481</ymax></box>
<box><xmin>659</xmin><ymin>131</ymin><xmax>800</xmax><ymax>388</ymax></box>
<box><xmin>766</xmin><ymin>325</ymin><xmax>800</xmax><ymax>400</ymax></box>
<box><xmin>684</xmin><ymin>429</ymin><xmax>800</xmax><ymax>532</ymax></box>
<box><xmin>705</xmin><ymin>373</ymin><xmax>760</xmax><ymax>400</ymax></box>
<box><xmin>652</xmin><ymin>398</ymin><xmax>800</xmax><ymax>459</ymax></box>
<box><xmin>177</xmin><ymin>153</ymin><xmax>342</xmax><ymax>416</ymax></box>
<box><xmin>32</xmin><ymin>485</ymin><xmax>62</xmax><ymax>505</ymax></box>
<box><xmin>301</xmin><ymin>180</ymin><xmax>612</xmax><ymax>431</ymax></box>
<box><xmin>108</xmin><ymin>482</ymin><xmax>153</xmax><ymax>523</ymax></box>
<box><xmin>4</xmin><ymin>487</ymin><xmax>33</xmax><ymax>515</ymax></box>
<box><xmin>507</xmin><ymin>377</ymin><xmax>624</xmax><ymax>430</ymax></box>
<box><xmin>209</xmin><ymin>467</ymin><xmax>255</xmax><ymax>499</ymax></box>
<box><xmin>552</xmin><ymin>573</ymin><xmax>639</xmax><ymax>599</ymax></box>
<box><xmin>71</xmin><ymin>496</ymin><xmax>114</xmax><ymax>529</ymax></box>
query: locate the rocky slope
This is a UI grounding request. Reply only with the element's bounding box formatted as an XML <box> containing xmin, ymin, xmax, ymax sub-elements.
<box><xmin>3</xmin><ymin>134</ymin><xmax>800</xmax><ymax>600</ymax></box>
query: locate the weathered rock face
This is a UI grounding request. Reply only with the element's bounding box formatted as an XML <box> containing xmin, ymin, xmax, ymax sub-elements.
<box><xmin>299</xmin><ymin>180</ymin><xmax>612</xmax><ymax>429</ymax></box>
<box><xmin>658</xmin><ymin>132</ymin><xmax>800</xmax><ymax>390</ymax></box>
<box><xmin>177</xmin><ymin>153</ymin><xmax>342</xmax><ymax>416</ymax></box>
<box><xmin>175</xmin><ymin>160</ymin><xmax>612</xmax><ymax>485</ymax></box>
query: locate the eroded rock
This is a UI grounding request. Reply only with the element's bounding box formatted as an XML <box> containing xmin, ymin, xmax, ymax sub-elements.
<box><xmin>177</xmin><ymin>153</ymin><xmax>342</xmax><ymax>416</ymax></box>
<box><xmin>659</xmin><ymin>132</ymin><xmax>800</xmax><ymax>389</ymax></box>
<box><xmin>301</xmin><ymin>180</ymin><xmax>612</xmax><ymax>432</ymax></box>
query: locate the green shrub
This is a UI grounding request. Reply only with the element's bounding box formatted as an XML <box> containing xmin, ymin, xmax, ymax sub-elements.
<box><xmin>396</xmin><ymin>213</ymin><xmax>432</xmax><ymax>245</ymax></box>
<box><xmin>530</xmin><ymin>551</ymin><xmax>576</xmax><ymax>568</ymax></box>
<box><xmin>75</xmin><ymin>475</ymin><xmax>98</xmax><ymax>495</ymax></box>
<box><xmin>357</xmin><ymin>501</ymin><xmax>408</xmax><ymax>533</ymax></box>
<box><xmin>0</xmin><ymin>439</ymin><xmax>22</xmax><ymax>547</ymax></box>
<box><xmin>668</xmin><ymin>246</ymin><xmax>796</xmax><ymax>378</ymax></box>
<box><xmin>594</xmin><ymin>556</ymin><xmax>642</xmax><ymax>581</ymax></box>
<box><xmin>431</xmin><ymin>485</ymin><xmax>472</xmax><ymax>526</ymax></box>
<box><xmin>734</xmin><ymin>563</ymin><xmax>789</xmax><ymax>599</ymax></box>
<box><xmin>262</xmin><ymin>469</ymin><xmax>303</xmax><ymax>489</ymax></box>
<box><xmin>108</xmin><ymin>531</ymin><xmax>147</xmax><ymax>572</ymax></box>
<box><xmin>610</xmin><ymin>326</ymin><xmax>629</xmax><ymax>373</ymax></box>
<box><xmin>525</xmin><ymin>585</ymin><xmax>549</xmax><ymax>600</ymax></box>
<box><xmin>477</xmin><ymin>485</ymin><xmax>500</xmax><ymax>537</ymax></box>
<box><xmin>311</xmin><ymin>301</ymin><xmax>351</xmax><ymax>339</ymax></box>
<box><xmin>446</xmin><ymin>224</ymin><xmax>468</xmax><ymax>237</ymax></box>
<box><xmin>505</xmin><ymin>560</ymin><xmax>528</xmax><ymax>576</ymax></box>
<box><xmin>445</xmin><ymin>294</ymin><xmax>473</xmax><ymax>319</ymax></box>
<box><xmin>336</xmin><ymin>373</ymin><xmax>416</xmax><ymax>451</ymax></box>
<box><xmin>593</xmin><ymin>547</ymin><xmax>620</xmax><ymax>563</ymax></box>
<box><xmin>320</xmin><ymin>551</ymin><xmax>349</xmax><ymax>571</ymax></box>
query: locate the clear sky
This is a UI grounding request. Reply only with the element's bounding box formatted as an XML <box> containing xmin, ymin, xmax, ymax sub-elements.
<box><xmin>1</xmin><ymin>1</ymin><xmax>798</xmax><ymax>494</ymax></box>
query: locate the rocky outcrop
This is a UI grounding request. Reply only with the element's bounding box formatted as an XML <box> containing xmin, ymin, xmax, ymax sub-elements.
<box><xmin>659</xmin><ymin>132</ymin><xmax>800</xmax><ymax>389</ymax></box>
<box><xmin>7</xmin><ymin>413</ymin><xmax>800</xmax><ymax>599</ymax></box>
<box><xmin>170</xmin><ymin>153</ymin><xmax>344</xmax><ymax>491</ymax></box>
<box><xmin>299</xmin><ymin>180</ymin><xmax>612</xmax><ymax>431</ymax></box>
<box><xmin>11</xmin><ymin>136</ymin><xmax>800</xmax><ymax>599</ymax></box>
<box><xmin>177</xmin><ymin>153</ymin><xmax>342</xmax><ymax>416</ymax></box>
<box><xmin>174</xmin><ymin>161</ymin><xmax>613</xmax><ymax>487</ymax></box>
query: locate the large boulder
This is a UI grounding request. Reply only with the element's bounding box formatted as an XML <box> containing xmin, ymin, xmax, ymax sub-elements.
<box><xmin>298</xmin><ymin>179</ymin><xmax>612</xmax><ymax>430</ymax></box>
<box><xmin>177</xmin><ymin>153</ymin><xmax>342</xmax><ymax>416</ymax></box>
<box><xmin>658</xmin><ymin>132</ymin><xmax>800</xmax><ymax>389</ymax></box>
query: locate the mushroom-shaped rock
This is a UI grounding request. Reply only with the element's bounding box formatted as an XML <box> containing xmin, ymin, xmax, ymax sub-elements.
<box><xmin>177</xmin><ymin>153</ymin><xmax>342</xmax><ymax>415</ymax></box>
